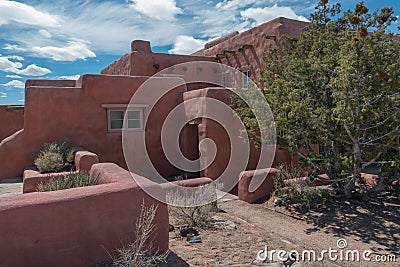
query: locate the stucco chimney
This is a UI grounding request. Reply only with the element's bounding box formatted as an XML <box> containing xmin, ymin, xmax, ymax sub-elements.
<box><xmin>131</xmin><ymin>40</ymin><xmax>152</xmax><ymax>53</ymax></box>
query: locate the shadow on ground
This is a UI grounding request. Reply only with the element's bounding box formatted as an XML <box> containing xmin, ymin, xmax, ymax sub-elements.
<box><xmin>294</xmin><ymin>193</ymin><xmax>400</xmax><ymax>255</ymax></box>
<box><xmin>157</xmin><ymin>252</ymin><xmax>190</xmax><ymax>267</ymax></box>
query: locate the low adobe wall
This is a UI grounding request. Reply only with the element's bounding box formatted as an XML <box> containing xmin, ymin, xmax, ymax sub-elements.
<box><xmin>0</xmin><ymin>105</ymin><xmax>24</xmax><ymax>142</ymax></box>
<box><xmin>0</xmin><ymin>163</ymin><xmax>169</xmax><ymax>267</ymax></box>
<box><xmin>23</xmin><ymin>148</ymin><xmax>99</xmax><ymax>193</ymax></box>
<box><xmin>238</xmin><ymin>168</ymin><xmax>278</xmax><ymax>203</ymax></box>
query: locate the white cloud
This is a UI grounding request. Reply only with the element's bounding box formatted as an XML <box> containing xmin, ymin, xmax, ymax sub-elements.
<box><xmin>0</xmin><ymin>56</ymin><xmax>23</xmax><ymax>72</ymax></box>
<box><xmin>32</xmin><ymin>41</ymin><xmax>96</xmax><ymax>61</ymax></box>
<box><xmin>0</xmin><ymin>55</ymin><xmax>51</xmax><ymax>76</ymax></box>
<box><xmin>39</xmin><ymin>29</ymin><xmax>52</xmax><ymax>38</ymax></box>
<box><xmin>240</xmin><ymin>4</ymin><xmax>309</xmax><ymax>25</ymax></box>
<box><xmin>0</xmin><ymin>92</ymin><xmax>8</xmax><ymax>98</ymax></box>
<box><xmin>130</xmin><ymin>0</ymin><xmax>182</xmax><ymax>20</ymax></box>
<box><xmin>17</xmin><ymin>64</ymin><xmax>51</xmax><ymax>76</ymax></box>
<box><xmin>168</xmin><ymin>35</ymin><xmax>207</xmax><ymax>54</ymax></box>
<box><xmin>4</xmin><ymin>55</ymin><xmax>24</xmax><ymax>61</ymax></box>
<box><xmin>0</xmin><ymin>0</ymin><xmax>311</xmax><ymax>58</ymax></box>
<box><xmin>0</xmin><ymin>0</ymin><xmax>60</xmax><ymax>27</ymax></box>
<box><xmin>58</xmin><ymin>75</ymin><xmax>80</xmax><ymax>80</ymax></box>
<box><xmin>2</xmin><ymin>80</ymin><xmax>25</xmax><ymax>89</ymax></box>
<box><xmin>216</xmin><ymin>0</ymin><xmax>261</xmax><ymax>10</ymax></box>
<box><xmin>6</xmin><ymin>75</ymin><xmax>22</xmax><ymax>78</ymax></box>
<box><xmin>3</xmin><ymin>44</ymin><xmax>27</xmax><ymax>52</ymax></box>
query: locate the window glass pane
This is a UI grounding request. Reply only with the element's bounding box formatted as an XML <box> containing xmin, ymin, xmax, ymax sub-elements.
<box><xmin>128</xmin><ymin>119</ymin><xmax>141</xmax><ymax>129</ymax></box>
<box><xmin>222</xmin><ymin>76</ymin><xmax>228</xmax><ymax>87</ymax></box>
<box><xmin>128</xmin><ymin>110</ymin><xmax>141</xmax><ymax>120</ymax></box>
<box><xmin>110</xmin><ymin>110</ymin><xmax>124</xmax><ymax>120</ymax></box>
<box><xmin>110</xmin><ymin>119</ymin><xmax>124</xmax><ymax>129</ymax></box>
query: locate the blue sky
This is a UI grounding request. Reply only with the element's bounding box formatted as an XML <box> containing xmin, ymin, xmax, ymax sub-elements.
<box><xmin>0</xmin><ymin>0</ymin><xmax>399</xmax><ymax>105</ymax></box>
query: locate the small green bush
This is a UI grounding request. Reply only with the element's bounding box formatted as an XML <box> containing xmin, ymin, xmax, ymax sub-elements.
<box><xmin>34</xmin><ymin>152</ymin><xmax>64</xmax><ymax>174</ymax></box>
<box><xmin>37</xmin><ymin>171</ymin><xmax>98</xmax><ymax>192</ymax></box>
<box><xmin>34</xmin><ymin>140</ymin><xmax>75</xmax><ymax>173</ymax></box>
<box><xmin>279</xmin><ymin>182</ymin><xmax>330</xmax><ymax>209</ymax></box>
<box><xmin>273</xmin><ymin>164</ymin><xmax>330</xmax><ymax>209</ymax></box>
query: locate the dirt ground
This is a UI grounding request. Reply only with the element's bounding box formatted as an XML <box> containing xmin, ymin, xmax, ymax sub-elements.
<box><xmin>2</xmin><ymin>180</ymin><xmax>397</xmax><ymax>266</ymax></box>
<box><xmin>161</xmin><ymin>193</ymin><xmax>399</xmax><ymax>267</ymax></box>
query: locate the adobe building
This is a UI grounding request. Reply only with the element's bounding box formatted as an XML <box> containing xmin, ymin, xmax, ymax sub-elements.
<box><xmin>0</xmin><ymin>17</ymin><xmax>308</xmax><ymax>182</ymax></box>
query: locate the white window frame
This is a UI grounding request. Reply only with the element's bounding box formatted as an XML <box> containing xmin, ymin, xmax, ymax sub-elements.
<box><xmin>221</xmin><ymin>75</ymin><xmax>229</xmax><ymax>88</ymax></box>
<box><xmin>240</xmin><ymin>66</ymin><xmax>252</xmax><ymax>88</ymax></box>
<box><xmin>102</xmin><ymin>104</ymin><xmax>147</xmax><ymax>132</ymax></box>
<box><xmin>242</xmin><ymin>69</ymin><xmax>251</xmax><ymax>88</ymax></box>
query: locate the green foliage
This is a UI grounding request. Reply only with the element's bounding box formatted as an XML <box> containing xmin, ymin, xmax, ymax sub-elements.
<box><xmin>273</xmin><ymin>164</ymin><xmax>330</xmax><ymax>209</ymax></box>
<box><xmin>37</xmin><ymin>171</ymin><xmax>98</xmax><ymax>192</ymax></box>
<box><xmin>273</xmin><ymin>164</ymin><xmax>308</xmax><ymax>192</ymax></box>
<box><xmin>34</xmin><ymin>152</ymin><xmax>64</xmax><ymax>174</ymax></box>
<box><xmin>34</xmin><ymin>140</ymin><xmax>75</xmax><ymax>173</ymax></box>
<box><xmin>231</xmin><ymin>0</ymin><xmax>400</xmax><ymax>197</ymax></box>
<box><xmin>280</xmin><ymin>182</ymin><xmax>331</xmax><ymax>209</ymax></box>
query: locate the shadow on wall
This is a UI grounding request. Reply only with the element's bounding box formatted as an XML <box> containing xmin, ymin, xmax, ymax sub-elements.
<box><xmin>0</xmin><ymin>105</ymin><xmax>24</xmax><ymax>142</ymax></box>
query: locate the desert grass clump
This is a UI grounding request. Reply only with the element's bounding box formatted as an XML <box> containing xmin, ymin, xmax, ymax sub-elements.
<box><xmin>37</xmin><ymin>171</ymin><xmax>98</xmax><ymax>192</ymax></box>
<box><xmin>112</xmin><ymin>202</ymin><xmax>169</xmax><ymax>267</ymax></box>
<box><xmin>166</xmin><ymin>183</ymin><xmax>221</xmax><ymax>229</ymax></box>
<box><xmin>34</xmin><ymin>140</ymin><xmax>75</xmax><ymax>173</ymax></box>
<box><xmin>273</xmin><ymin>164</ymin><xmax>330</xmax><ymax>209</ymax></box>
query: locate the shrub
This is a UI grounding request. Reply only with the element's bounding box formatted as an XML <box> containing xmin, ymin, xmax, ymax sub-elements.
<box><xmin>112</xmin><ymin>202</ymin><xmax>169</xmax><ymax>267</ymax></box>
<box><xmin>37</xmin><ymin>171</ymin><xmax>98</xmax><ymax>192</ymax></box>
<box><xmin>279</xmin><ymin>182</ymin><xmax>330</xmax><ymax>209</ymax></box>
<box><xmin>273</xmin><ymin>164</ymin><xmax>330</xmax><ymax>209</ymax></box>
<box><xmin>34</xmin><ymin>152</ymin><xmax>64</xmax><ymax>174</ymax></box>
<box><xmin>34</xmin><ymin>140</ymin><xmax>75</xmax><ymax>173</ymax></box>
<box><xmin>166</xmin><ymin>183</ymin><xmax>220</xmax><ymax>228</ymax></box>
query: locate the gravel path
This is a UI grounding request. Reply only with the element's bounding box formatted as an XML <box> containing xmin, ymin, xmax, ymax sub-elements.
<box><xmin>0</xmin><ymin>179</ymin><xmax>23</xmax><ymax>198</ymax></box>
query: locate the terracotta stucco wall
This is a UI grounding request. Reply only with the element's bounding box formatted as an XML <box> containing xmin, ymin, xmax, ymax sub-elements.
<box><xmin>0</xmin><ymin>75</ymin><xmax>187</xmax><ymax>180</ymax></box>
<box><xmin>183</xmin><ymin>88</ymin><xmax>292</xmax><ymax>183</ymax></box>
<box><xmin>100</xmin><ymin>53</ymin><xmax>131</xmax><ymax>76</ymax></box>
<box><xmin>0</xmin><ymin>105</ymin><xmax>24</xmax><ymax>142</ymax></box>
<box><xmin>193</xmin><ymin>17</ymin><xmax>309</xmax><ymax>83</ymax></box>
<box><xmin>101</xmin><ymin>40</ymin><xmax>216</xmax><ymax>77</ymax></box>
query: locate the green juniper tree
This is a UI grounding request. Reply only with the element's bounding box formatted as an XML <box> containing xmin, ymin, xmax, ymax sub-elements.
<box><xmin>232</xmin><ymin>0</ymin><xmax>400</xmax><ymax>198</ymax></box>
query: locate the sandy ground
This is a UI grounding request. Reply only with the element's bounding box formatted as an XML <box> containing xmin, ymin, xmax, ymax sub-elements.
<box><xmin>162</xmin><ymin>195</ymin><xmax>399</xmax><ymax>267</ymax></box>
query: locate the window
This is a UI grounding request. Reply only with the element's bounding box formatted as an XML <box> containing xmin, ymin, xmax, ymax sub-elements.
<box><xmin>109</xmin><ymin>110</ymin><xmax>124</xmax><ymax>130</ymax></box>
<box><xmin>242</xmin><ymin>69</ymin><xmax>251</xmax><ymax>88</ymax></box>
<box><xmin>102</xmin><ymin>104</ymin><xmax>147</xmax><ymax>132</ymax></box>
<box><xmin>221</xmin><ymin>75</ymin><xmax>229</xmax><ymax>88</ymax></box>
<box><xmin>107</xmin><ymin>109</ymin><xmax>143</xmax><ymax>131</ymax></box>
<box><xmin>127</xmin><ymin>110</ymin><xmax>142</xmax><ymax>129</ymax></box>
